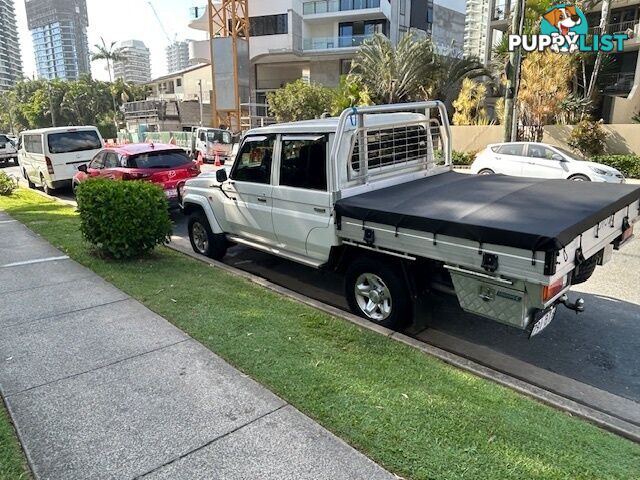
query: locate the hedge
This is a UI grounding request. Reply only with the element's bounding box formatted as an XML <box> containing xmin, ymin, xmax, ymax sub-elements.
<box><xmin>592</xmin><ymin>155</ymin><xmax>640</xmax><ymax>179</ymax></box>
<box><xmin>76</xmin><ymin>179</ymin><xmax>173</xmax><ymax>258</ymax></box>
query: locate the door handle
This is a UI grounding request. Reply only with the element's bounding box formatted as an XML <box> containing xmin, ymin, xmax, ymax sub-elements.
<box><xmin>257</xmin><ymin>196</ymin><xmax>267</xmax><ymax>203</ymax></box>
<box><xmin>314</xmin><ymin>208</ymin><xmax>327</xmax><ymax>213</ymax></box>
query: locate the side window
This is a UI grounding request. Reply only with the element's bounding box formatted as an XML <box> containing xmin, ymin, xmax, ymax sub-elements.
<box><xmin>90</xmin><ymin>152</ymin><xmax>105</xmax><ymax>169</ymax></box>
<box><xmin>104</xmin><ymin>152</ymin><xmax>120</xmax><ymax>169</ymax></box>
<box><xmin>497</xmin><ymin>144</ymin><xmax>524</xmax><ymax>156</ymax></box>
<box><xmin>280</xmin><ymin>137</ymin><xmax>327</xmax><ymax>191</ymax></box>
<box><xmin>199</xmin><ymin>131</ymin><xmax>206</xmax><ymax>141</ymax></box>
<box><xmin>24</xmin><ymin>135</ymin><xmax>43</xmax><ymax>154</ymax></box>
<box><xmin>231</xmin><ymin>136</ymin><xmax>275</xmax><ymax>185</ymax></box>
<box><xmin>528</xmin><ymin>145</ymin><xmax>555</xmax><ymax>160</ymax></box>
<box><xmin>0</xmin><ymin>135</ymin><xmax>8</xmax><ymax>144</ymax></box>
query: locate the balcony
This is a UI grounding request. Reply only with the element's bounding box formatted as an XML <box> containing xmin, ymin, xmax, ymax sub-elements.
<box><xmin>303</xmin><ymin>34</ymin><xmax>375</xmax><ymax>51</ymax></box>
<box><xmin>302</xmin><ymin>0</ymin><xmax>391</xmax><ymax>22</ymax></box>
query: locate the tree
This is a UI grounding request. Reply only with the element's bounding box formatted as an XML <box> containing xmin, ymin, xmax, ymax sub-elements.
<box><xmin>349</xmin><ymin>32</ymin><xmax>488</xmax><ymax>108</ymax></box>
<box><xmin>452</xmin><ymin>79</ymin><xmax>490</xmax><ymax>126</ymax></box>
<box><xmin>518</xmin><ymin>51</ymin><xmax>575</xmax><ymax>135</ymax></box>
<box><xmin>91</xmin><ymin>38</ymin><xmax>126</xmax><ymax>128</ymax></box>
<box><xmin>267</xmin><ymin>80</ymin><xmax>333</xmax><ymax>122</ymax></box>
<box><xmin>330</xmin><ymin>75</ymin><xmax>373</xmax><ymax>116</ymax></box>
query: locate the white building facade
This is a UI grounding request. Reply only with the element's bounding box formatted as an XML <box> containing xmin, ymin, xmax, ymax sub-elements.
<box><xmin>114</xmin><ymin>40</ymin><xmax>151</xmax><ymax>84</ymax></box>
<box><xmin>188</xmin><ymin>0</ymin><xmax>431</xmax><ymax>107</ymax></box>
<box><xmin>463</xmin><ymin>0</ymin><xmax>489</xmax><ymax>60</ymax></box>
<box><xmin>0</xmin><ymin>0</ymin><xmax>23</xmax><ymax>91</ymax></box>
<box><xmin>166</xmin><ymin>40</ymin><xmax>191</xmax><ymax>74</ymax></box>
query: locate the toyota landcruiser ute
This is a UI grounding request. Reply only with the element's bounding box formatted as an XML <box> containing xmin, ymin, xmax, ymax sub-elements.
<box><xmin>180</xmin><ymin>102</ymin><xmax>640</xmax><ymax>338</ymax></box>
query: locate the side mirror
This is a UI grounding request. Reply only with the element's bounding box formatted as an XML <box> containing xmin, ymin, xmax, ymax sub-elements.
<box><xmin>78</xmin><ymin>164</ymin><xmax>88</xmax><ymax>173</ymax></box>
<box><xmin>216</xmin><ymin>168</ymin><xmax>228</xmax><ymax>183</ymax></box>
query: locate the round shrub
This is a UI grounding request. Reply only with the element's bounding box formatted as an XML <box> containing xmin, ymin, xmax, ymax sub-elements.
<box><xmin>76</xmin><ymin>179</ymin><xmax>173</xmax><ymax>258</ymax></box>
<box><xmin>0</xmin><ymin>172</ymin><xmax>17</xmax><ymax>196</ymax></box>
<box><xmin>568</xmin><ymin>119</ymin><xmax>608</xmax><ymax>157</ymax></box>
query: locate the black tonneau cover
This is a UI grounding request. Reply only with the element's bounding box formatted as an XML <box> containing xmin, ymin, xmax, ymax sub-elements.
<box><xmin>335</xmin><ymin>172</ymin><xmax>640</xmax><ymax>253</ymax></box>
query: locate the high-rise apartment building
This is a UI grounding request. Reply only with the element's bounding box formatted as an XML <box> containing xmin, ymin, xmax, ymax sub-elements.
<box><xmin>463</xmin><ymin>0</ymin><xmax>490</xmax><ymax>60</ymax></box>
<box><xmin>25</xmin><ymin>0</ymin><xmax>90</xmax><ymax>81</ymax></box>
<box><xmin>188</xmin><ymin>0</ymin><xmax>437</xmax><ymax>107</ymax></box>
<box><xmin>114</xmin><ymin>40</ymin><xmax>151</xmax><ymax>84</ymax></box>
<box><xmin>167</xmin><ymin>41</ymin><xmax>191</xmax><ymax>74</ymax></box>
<box><xmin>0</xmin><ymin>0</ymin><xmax>23</xmax><ymax>91</ymax></box>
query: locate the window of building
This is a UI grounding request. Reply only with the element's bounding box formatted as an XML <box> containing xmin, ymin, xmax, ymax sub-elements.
<box><xmin>250</xmin><ymin>14</ymin><xmax>288</xmax><ymax>36</ymax></box>
<box><xmin>176</xmin><ymin>78</ymin><xmax>182</xmax><ymax>87</ymax></box>
<box><xmin>339</xmin><ymin>20</ymin><xmax>388</xmax><ymax>47</ymax></box>
<box><xmin>280</xmin><ymin>137</ymin><xmax>327</xmax><ymax>191</ymax></box>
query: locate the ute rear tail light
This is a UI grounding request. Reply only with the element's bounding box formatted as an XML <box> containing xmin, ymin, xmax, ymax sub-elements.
<box><xmin>543</xmin><ymin>277</ymin><xmax>566</xmax><ymax>302</ymax></box>
<box><xmin>189</xmin><ymin>162</ymin><xmax>201</xmax><ymax>176</ymax></box>
<box><xmin>122</xmin><ymin>172</ymin><xmax>152</xmax><ymax>181</ymax></box>
<box><xmin>45</xmin><ymin>157</ymin><xmax>55</xmax><ymax>175</ymax></box>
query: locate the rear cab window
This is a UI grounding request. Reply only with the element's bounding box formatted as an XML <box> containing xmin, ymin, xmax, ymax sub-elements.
<box><xmin>47</xmin><ymin>130</ymin><xmax>103</xmax><ymax>154</ymax></box>
<box><xmin>127</xmin><ymin>150</ymin><xmax>191</xmax><ymax>169</ymax></box>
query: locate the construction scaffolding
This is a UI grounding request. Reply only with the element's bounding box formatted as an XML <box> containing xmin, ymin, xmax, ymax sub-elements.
<box><xmin>207</xmin><ymin>0</ymin><xmax>250</xmax><ymax>132</ymax></box>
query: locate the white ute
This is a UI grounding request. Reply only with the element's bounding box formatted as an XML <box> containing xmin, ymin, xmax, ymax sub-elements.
<box><xmin>181</xmin><ymin>102</ymin><xmax>640</xmax><ymax>337</ymax></box>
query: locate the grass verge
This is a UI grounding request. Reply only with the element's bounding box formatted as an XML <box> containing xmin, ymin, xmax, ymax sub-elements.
<box><xmin>0</xmin><ymin>397</ymin><xmax>30</xmax><ymax>479</ymax></box>
<box><xmin>2</xmin><ymin>189</ymin><xmax>640</xmax><ymax>479</ymax></box>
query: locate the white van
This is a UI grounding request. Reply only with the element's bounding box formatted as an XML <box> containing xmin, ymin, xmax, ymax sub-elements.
<box><xmin>0</xmin><ymin>134</ymin><xmax>18</xmax><ymax>167</ymax></box>
<box><xmin>19</xmin><ymin>126</ymin><xmax>104</xmax><ymax>194</ymax></box>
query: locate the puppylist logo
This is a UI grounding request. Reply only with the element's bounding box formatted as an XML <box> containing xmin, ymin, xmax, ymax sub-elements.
<box><xmin>508</xmin><ymin>4</ymin><xmax>629</xmax><ymax>53</ymax></box>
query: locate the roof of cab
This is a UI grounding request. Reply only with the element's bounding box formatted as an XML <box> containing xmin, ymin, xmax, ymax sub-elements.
<box><xmin>107</xmin><ymin>143</ymin><xmax>184</xmax><ymax>156</ymax></box>
<box><xmin>20</xmin><ymin>126</ymin><xmax>101</xmax><ymax>135</ymax></box>
<box><xmin>245</xmin><ymin>112</ymin><xmax>427</xmax><ymax>136</ymax></box>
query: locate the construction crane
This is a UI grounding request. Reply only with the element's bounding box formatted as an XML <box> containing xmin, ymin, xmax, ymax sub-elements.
<box><xmin>147</xmin><ymin>1</ymin><xmax>176</xmax><ymax>44</ymax></box>
<box><xmin>207</xmin><ymin>0</ymin><xmax>250</xmax><ymax>131</ymax></box>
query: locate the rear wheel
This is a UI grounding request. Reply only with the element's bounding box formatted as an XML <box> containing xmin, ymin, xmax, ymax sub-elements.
<box><xmin>188</xmin><ymin>212</ymin><xmax>227</xmax><ymax>260</ymax></box>
<box><xmin>569</xmin><ymin>174</ymin><xmax>590</xmax><ymax>182</ymax></box>
<box><xmin>345</xmin><ymin>257</ymin><xmax>413</xmax><ymax>330</ymax></box>
<box><xmin>40</xmin><ymin>174</ymin><xmax>53</xmax><ymax>196</ymax></box>
<box><xmin>24</xmin><ymin>169</ymin><xmax>35</xmax><ymax>189</ymax></box>
<box><xmin>479</xmin><ymin>169</ymin><xmax>495</xmax><ymax>175</ymax></box>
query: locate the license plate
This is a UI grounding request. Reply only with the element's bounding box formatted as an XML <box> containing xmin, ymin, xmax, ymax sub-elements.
<box><xmin>165</xmin><ymin>188</ymin><xmax>178</xmax><ymax>198</ymax></box>
<box><xmin>530</xmin><ymin>306</ymin><xmax>557</xmax><ymax>338</ymax></box>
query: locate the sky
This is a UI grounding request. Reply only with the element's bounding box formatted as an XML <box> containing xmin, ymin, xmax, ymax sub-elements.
<box><xmin>14</xmin><ymin>0</ymin><xmax>467</xmax><ymax>81</ymax></box>
<box><xmin>15</xmin><ymin>0</ymin><xmax>208</xmax><ymax>81</ymax></box>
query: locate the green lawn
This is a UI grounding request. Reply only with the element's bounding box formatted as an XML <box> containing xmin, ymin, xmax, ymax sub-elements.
<box><xmin>0</xmin><ymin>398</ymin><xmax>30</xmax><ymax>480</ymax></box>
<box><xmin>2</xmin><ymin>189</ymin><xmax>640</xmax><ymax>480</ymax></box>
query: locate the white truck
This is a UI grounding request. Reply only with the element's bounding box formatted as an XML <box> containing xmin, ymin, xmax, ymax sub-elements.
<box><xmin>180</xmin><ymin>102</ymin><xmax>640</xmax><ymax>337</ymax></box>
<box><xmin>0</xmin><ymin>134</ymin><xmax>18</xmax><ymax>167</ymax></box>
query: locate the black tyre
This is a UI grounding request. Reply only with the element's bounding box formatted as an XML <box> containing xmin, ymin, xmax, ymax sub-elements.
<box><xmin>24</xmin><ymin>169</ymin><xmax>35</xmax><ymax>189</ymax></box>
<box><xmin>479</xmin><ymin>169</ymin><xmax>495</xmax><ymax>175</ymax></box>
<box><xmin>40</xmin><ymin>174</ymin><xmax>53</xmax><ymax>196</ymax></box>
<box><xmin>345</xmin><ymin>257</ymin><xmax>413</xmax><ymax>330</ymax></box>
<box><xmin>569</xmin><ymin>174</ymin><xmax>591</xmax><ymax>182</ymax></box>
<box><xmin>188</xmin><ymin>212</ymin><xmax>227</xmax><ymax>260</ymax></box>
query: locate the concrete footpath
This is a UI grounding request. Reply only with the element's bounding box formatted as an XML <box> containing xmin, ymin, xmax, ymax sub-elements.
<box><xmin>0</xmin><ymin>212</ymin><xmax>394</xmax><ymax>480</ymax></box>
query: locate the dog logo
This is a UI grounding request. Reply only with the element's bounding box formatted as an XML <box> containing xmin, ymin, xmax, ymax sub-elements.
<box><xmin>541</xmin><ymin>5</ymin><xmax>588</xmax><ymax>53</ymax></box>
<box><xmin>509</xmin><ymin>3</ymin><xmax>628</xmax><ymax>54</ymax></box>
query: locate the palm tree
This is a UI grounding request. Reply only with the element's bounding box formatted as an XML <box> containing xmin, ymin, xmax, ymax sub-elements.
<box><xmin>349</xmin><ymin>32</ymin><xmax>488</xmax><ymax>110</ymax></box>
<box><xmin>91</xmin><ymin>38</ymin><xmax>126</xmax><ymax>128</ymax></box>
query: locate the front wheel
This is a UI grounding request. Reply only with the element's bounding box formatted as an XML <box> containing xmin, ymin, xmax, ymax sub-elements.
<box><xmin>188</xmin><ymin>212</ymin><xmax>227</xmax><ymax>260</ymax></box>
<box><xmin>569</xmin><ymin>174</ymin><xmax>591</xmax><ymax>182</ymax></box>
<box><xmin>345</xmin><ymin>258</ymin><xmax>413</xmax><ymax>330</ymax></box>
<box><xmin>478</xmin><ymin>169</ymin><xmax>495</xmax><ymax>175</ymax></box>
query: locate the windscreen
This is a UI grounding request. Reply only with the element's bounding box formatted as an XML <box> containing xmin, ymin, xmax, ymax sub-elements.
<box><xmin>207</xmin><ymin>130</ymin><xmax>232</xmax><ymax>144</ymax></box>
<box><xmin>128</xmin><ymin>150</ymin><xmax>191</xmax><ymax>169</ymax></box>
<box><xmin>48</xmin><ymin>131</ymin><xmax>102</xmax><ymax>154</ymax></box>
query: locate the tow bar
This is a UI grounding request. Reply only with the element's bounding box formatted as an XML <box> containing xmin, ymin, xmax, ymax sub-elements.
<box><xmin>559</xmin><ymin>294</ymin><xmax>585</xmax><ymax>313</ymax></box>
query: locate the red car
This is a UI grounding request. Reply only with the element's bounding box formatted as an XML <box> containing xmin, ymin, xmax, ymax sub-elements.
<box><xmin>73</xmin><ymin>143</ymin><xmax>200</xmax><ymax>207</ymax></box>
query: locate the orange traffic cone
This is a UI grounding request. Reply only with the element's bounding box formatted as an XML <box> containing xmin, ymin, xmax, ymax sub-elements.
<box><xmin>214</xmin><ymin>151</ymin><xmax>222</xmax><ymax>167</ymax></box>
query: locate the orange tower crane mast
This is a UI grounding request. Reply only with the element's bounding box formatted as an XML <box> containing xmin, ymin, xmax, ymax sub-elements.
<box><xmin>207</xmin><ymin>0</ymin><xmax>250</xmax><ymax>131</ymax></box>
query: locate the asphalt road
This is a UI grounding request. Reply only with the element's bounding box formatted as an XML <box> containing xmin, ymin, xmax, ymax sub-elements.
<box><xmin>4</xmin><ymin>163</ymin><xmax>640</xmax><ymax>416</ymax></box>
